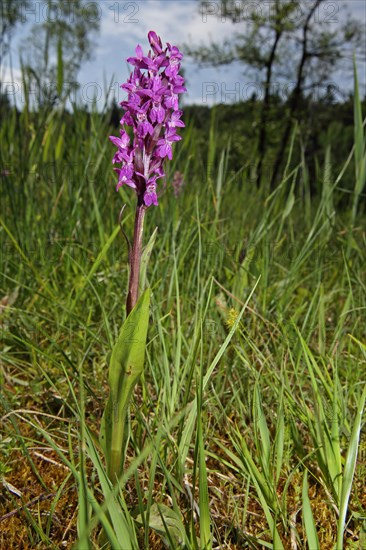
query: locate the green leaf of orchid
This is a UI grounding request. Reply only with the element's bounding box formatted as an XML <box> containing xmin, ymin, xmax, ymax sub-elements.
<box><xmin>100</xmin><ymin>288</ymin><xmax>151</xmax><ymax>481</ymax></box>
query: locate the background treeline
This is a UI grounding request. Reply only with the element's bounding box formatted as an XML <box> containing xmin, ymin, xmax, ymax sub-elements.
<box><xmin>111</xmin><ymin>93</ymin><xmax>366</xmax><ymax>202</ymax></box>
<box><xmin>2</xmin><ymin>89</ymin><xmax>365</xmax><ymax>209</ymax></box>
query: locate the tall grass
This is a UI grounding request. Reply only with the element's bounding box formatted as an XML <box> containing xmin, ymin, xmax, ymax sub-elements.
<box><xmin>0</xmin><ymin>66</ymin><xmax>365</xmax><ymax>549</ymax></box>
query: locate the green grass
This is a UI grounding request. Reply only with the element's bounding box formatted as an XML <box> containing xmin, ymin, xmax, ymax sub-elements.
<box><xmin>0</xmin><ymin>70</ymin><xmax>365</xmax><ymax>549</ymax></box>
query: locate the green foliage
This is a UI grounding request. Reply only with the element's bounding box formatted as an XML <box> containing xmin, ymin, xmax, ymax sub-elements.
<box><xmin>182</xmin><ymin>95</ymin><xmax>365</xmax><ymax>195</ymax></box>
<box><xmin>100</xmin><ymin>289</ymin><xmax>151</xmax><ymax>482</ymax></box>
<box><xmin>0</xmin><ymin>0</ymin><xmax>31</xmax><ymax>60</ymax></box>
<box><xmin>18</xmin><ymin>0</ymin><xmax>100</xmax><ymax>106</ymax></box>
<box><xmin>302</xmin><ymin>471</ymin><xmax>320</xmax><ymax>550</ymax></box>
<box><xmin>351</xmin><ymin>60</ymin><xmax>366</xmax><ymax>226</ymax></box>
<box><xmin>0</xmin><ymin>69</ymin><xmax>365</xmax><ymax>548</ymax></box>
<box><xmin>186</xmin><ymin>0</ymin><xmax>365</xmax><ymax>187</ymax></box>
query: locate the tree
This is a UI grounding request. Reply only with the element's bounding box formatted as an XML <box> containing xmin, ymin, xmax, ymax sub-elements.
<box><xmin>21</xmin><ymin>0</ymin><xmax>100</xmax><ymax>106</ymax></box>
<box><xmin>186</xmin><ymin>0</ymin><xmax>365</xmax><ymax>188</ymax></box>
<box><xmin>0</xmin><ymin>0</ymin><xmax>31</xmax><ymax>66</ymax></box>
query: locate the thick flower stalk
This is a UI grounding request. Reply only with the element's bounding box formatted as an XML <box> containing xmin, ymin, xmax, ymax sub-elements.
<box><xmin>109</xmin><ymin>30</ymin><xmax>186</xmax><ymax>314</ymax></box>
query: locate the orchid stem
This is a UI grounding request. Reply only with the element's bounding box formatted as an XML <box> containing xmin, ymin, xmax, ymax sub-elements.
<box><xmin>126</xmin><ymin>202</ymin><xmax>146</xmax><ymax>315</ymax></box>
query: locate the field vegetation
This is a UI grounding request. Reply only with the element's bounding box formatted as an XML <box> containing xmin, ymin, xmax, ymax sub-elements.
<box><xmin>0</xmin><ymin>60</ymin><xmax>366</xmax><ymax>548</ymax></box>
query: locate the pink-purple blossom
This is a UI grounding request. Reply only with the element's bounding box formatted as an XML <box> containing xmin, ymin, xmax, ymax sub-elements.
<box><xmin>172</xmin><ymin>171</ymin><xmax>185</xmax><ymax>197</ymax></box>
<box><xmin>109</xmin><ymin>31</ymin><xmax>186</xmax><ymax>207</ymax></box>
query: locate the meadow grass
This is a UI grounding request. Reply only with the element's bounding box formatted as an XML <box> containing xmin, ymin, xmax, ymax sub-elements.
<box><xmin>0</xmin><ymin>76</ymin><xmax>365</xmax><ymax>549</ymax></box>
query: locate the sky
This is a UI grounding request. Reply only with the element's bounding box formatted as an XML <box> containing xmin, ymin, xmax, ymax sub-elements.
<box><xmin>2</xmin><ymin>0</ymin><xmax>366</xmax><ymax>107</ymax></box>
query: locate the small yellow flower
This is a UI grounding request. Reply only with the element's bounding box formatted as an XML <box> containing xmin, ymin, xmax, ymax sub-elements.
<box><xmin>226</xmin><ymin>308</ymin><xmax>238</xmax><ymax>329</ymax></box>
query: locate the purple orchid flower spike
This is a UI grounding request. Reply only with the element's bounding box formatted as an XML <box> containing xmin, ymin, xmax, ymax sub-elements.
<box><xmin>109</xmin><ymin>31</ymin><xmax>186</xmax><ymax>315</ymax></box>
<box><xmin>109</xmin><ymin>30</ymin><xmax>186</xmax><ymax>208</ymax></box>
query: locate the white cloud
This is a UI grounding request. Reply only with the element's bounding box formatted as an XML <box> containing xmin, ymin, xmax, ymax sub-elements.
<box><xmin>91</xmin><ymin>0</ymin><xmax>240</xmax><ymax>106</ymax></box>
<box><xmin>0</xmin><ymin>66</ymin><xmax>24</xmax><ymax>106</ymax></box>
<box><xmin>100</xmin><ymin>0</ymin><xmax>236</xmax><ymax>48</ymax></box>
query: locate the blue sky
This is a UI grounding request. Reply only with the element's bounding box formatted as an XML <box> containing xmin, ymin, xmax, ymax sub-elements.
<box><xmin>3</xmin><ymin>0</ymin><xmax>366</xmax><ymax>107</ymax></box>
